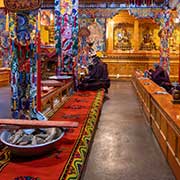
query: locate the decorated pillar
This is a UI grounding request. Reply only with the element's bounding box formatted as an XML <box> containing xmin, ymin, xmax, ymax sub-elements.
<box><xmin>131</xmin><ymin>7</ymin><xmax>174</xmax><ymax>73</ymax></box>
<box><xmin>71</xmin><ymin>0</ymin><xmax>79</xmax><ymax>89</ymax></box>
<box><xmin>5</xmin><ymin>1</ymin><xmax>44</xmax><ymax>120</ymax></box>
<box><xmin>154</xmin><ymin>8</ymin><xmax>174</xmax><ymax>73</ymax></box>
<box><xmin>54</xmin><ymin>0</ymin><xmax>79</xmax><ymax>75</ymax></box>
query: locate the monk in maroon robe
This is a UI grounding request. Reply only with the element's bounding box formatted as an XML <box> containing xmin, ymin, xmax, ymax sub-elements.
<box><xmin>78</xmin><ymin>56</ymin><xmax>110</xmax><ymax>93</ymax></box>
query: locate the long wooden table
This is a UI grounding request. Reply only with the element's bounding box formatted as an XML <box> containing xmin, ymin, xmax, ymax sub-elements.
<box><xmin>132</xmin><ymin>75</ymin><xmax>180</xmax><ymax>180</ymax></box>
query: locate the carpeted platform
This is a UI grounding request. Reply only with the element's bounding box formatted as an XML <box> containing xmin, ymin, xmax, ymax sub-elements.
<box><xmin>0</xmin><ymin>90</ymin><xmax>104</xmax><ymax>180</ymax></box>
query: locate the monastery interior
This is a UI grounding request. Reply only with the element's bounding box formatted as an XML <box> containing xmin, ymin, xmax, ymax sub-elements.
<box><xmin>0</xmin><ymin>0</ymin><xmax>180</xmax><ymax>180</ymax></box>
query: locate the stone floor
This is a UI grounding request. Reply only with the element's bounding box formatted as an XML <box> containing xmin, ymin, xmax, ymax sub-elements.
<box><xmin>0</xmin><ymin>86</ymin><xmax>11</xmax><ymax>118</ymax></box>
<box><xmin>81</xmin><ymin>81</ymin><xmax>175</xmax><ymax>180</ymax></box>
<box><xmin>0</xmin><ymin>82</ymin><xmax>176</xmax><ymax>180</ymax></box>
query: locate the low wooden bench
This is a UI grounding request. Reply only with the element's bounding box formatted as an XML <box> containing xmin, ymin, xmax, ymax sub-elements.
<box><xmin>41</xmin><ymin>80</ymin><xmax>74</xmax><ymax>118</ymax></box>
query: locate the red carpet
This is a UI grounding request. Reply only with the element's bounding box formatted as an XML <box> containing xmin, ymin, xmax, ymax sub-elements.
<box><xmin>0</xmin><ymin>90</ymin><xmax>104</xmax><ymax>180</ymax></box>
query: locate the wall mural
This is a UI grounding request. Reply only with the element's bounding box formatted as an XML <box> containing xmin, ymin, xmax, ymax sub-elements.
<box><xmin>78</xmin><ymin>26</ymin><xmax>90</xmax><ymax>65</ymax></box>
<box><xmin>88</xmin><ymin>19</ymin><xmax>106</xmax><ymax>52</ymax></box>
<box><xmin>78</xmin><ymin>18</ymin><xmax>106</xmax><ymax>65</ymax></box>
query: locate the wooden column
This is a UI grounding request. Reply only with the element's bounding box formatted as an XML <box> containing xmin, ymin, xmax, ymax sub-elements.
<box><xmin>134</xmin><ymin>19</ymin><xmax>139</xmax><ymax>51</ymax></box>
<box><xmin>106</xmin><ymin>19</ymin><xmax>114</xmax><ymax>53</ymax></box>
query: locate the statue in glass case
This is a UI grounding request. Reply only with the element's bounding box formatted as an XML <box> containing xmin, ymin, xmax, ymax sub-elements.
<box><xmin>115</xmin><ymin>27</ymin><xmax>132</xmax><ymax>51</ymax></box>
<box><xmin>140</xmin><ymin>27</ymin><xmax>157</xmax><ymax>50</ymax></box>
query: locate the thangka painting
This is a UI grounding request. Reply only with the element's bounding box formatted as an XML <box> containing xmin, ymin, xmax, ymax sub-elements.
<box><xmin>4</xmin><ymin>0</ymin><xmax>42</xmax><ymax>12</ymax></box>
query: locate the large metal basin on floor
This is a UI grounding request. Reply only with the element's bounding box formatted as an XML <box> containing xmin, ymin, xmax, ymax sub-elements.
<box><xmin>0</xmin><ymin>128</ymin><xmax>64</xmax><ymax>157</ymax></box>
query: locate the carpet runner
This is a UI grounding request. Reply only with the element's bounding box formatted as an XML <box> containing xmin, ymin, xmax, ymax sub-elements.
<box><xmin>0</xmin><ymin>90</ymin><xmax>104</xmax><ymax>180</ymax></box>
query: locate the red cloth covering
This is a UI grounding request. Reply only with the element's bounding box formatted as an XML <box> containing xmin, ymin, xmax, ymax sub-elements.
<box><xmin>0</xmin><ymin>90</ymin><xmax>104</xmax><ymax>180</ymax></box>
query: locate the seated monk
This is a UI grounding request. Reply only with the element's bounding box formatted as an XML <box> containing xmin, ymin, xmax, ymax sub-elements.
<box><xmin>150</xmin><ymin>63</ymin><xmax>174</xmax><ymax>93</ymax></box>
<box><xmin>78</xmin><ymin>56</ymin><xmax>110</xmax><ymax>93</ymax></box>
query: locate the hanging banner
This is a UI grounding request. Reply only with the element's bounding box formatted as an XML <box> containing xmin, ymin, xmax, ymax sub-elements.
<box><xmin>4</xmin><ymin>0</ymin><xmax>42</xmax><ymax>12</ymax></box>
<box><xmin>79</xmin><ymin>8</ymin><xmax>120</xmax><ymax>18</ymax></box>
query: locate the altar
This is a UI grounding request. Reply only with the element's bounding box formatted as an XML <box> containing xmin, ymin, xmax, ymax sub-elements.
<box><xmin>103</xmin><ymin>10</ymin><xmax>180</xmax><ymax>81</ymax></box>
<box><xmin>102</xmin><ymin>52</ymin><xmax>179</xmax><ymax>81</ymax></box>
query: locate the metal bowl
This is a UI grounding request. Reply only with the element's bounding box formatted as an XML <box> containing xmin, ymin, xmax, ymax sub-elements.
<box><xmin>0</xmin><ymin>128</ymin><xmax>64</xmax><ymax>157</ymax></box>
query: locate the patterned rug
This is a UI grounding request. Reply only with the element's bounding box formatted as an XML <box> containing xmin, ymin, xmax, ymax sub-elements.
<box><xmin>0</xmin><ymin>90</ymin><xmax>104</xmax><ymax>180</ymax></box>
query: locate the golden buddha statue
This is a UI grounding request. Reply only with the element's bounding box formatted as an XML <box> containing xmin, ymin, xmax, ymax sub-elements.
<box><xmin>115</xmin><ymin>27</ymin><xmax>132</xmax><ymax>51</ymax></box>
<box><xmin>140</xmin><ymin>27</ymin><xmax>156</xmax><ymax>51</ymax></box>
